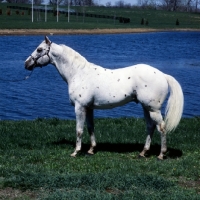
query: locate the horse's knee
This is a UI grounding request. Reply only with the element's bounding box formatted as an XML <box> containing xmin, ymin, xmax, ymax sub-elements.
<box><xmin>149</xmin><ymin>111</ymin><xmax>166</xmax><ymax>134</ymax></box>
<box><xmin>156</xmin><ymin>122</ymin><xmax>166</xmax><ymax>134</ymax></box>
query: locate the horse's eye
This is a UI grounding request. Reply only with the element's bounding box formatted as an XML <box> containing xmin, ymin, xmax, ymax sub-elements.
<box><xmin>37</xmin><ymin>48</ymin><xmax>43</xmax><ymax>53</ymax></box>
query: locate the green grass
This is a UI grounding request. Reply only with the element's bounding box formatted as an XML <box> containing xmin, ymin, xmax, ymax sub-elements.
<box><xmin>0</xmin><ymin>3</ymin><xmax>200</xmax><ymax>199</ymax></box>
<box><xmin>0</xmin><ymin>3</ymin><xmax>200</xmax><ymax>30</ymax></box>
<box><xmin>0</xmin><ymin>117</ymin><xmax>199</xmax><ymax>199</ymax></box>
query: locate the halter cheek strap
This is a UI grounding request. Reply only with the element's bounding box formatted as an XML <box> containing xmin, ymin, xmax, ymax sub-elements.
<box><xmin>30</xmin><ymin>42</ymin><xmax>52</xmax><ymax>67</ymax></box>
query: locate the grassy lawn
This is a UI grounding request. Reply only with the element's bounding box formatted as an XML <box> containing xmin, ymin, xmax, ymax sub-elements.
<box><xmin>0</xmin><ymin>117</ymin><xmax>199</xmax><ymax>199</ymax></box>
<box><xmin>0</xmin><ymin>3</ymin><xmax>200</xmax><ymax>30</ymax></box>
<box><xmin>0</xmin><ymin>3</ymin><xmax>200</xmax><ymax>199</ymax></box>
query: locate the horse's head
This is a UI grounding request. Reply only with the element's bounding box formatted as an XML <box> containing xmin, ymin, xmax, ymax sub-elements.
<box><xmin>25</xmin><ymin>36</ymin><xmax>52</xmax><ymax>71</ymax></box>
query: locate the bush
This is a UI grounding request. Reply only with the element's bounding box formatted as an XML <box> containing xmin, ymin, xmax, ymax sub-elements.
<box><xmin>119</xmin><ymin>17</ymin><xmax>130</xmax><ymax>23</ymax></box>
<box><xmin>7</xmin><ymin>9</ymin><xmax>11</xmax><ymax>16</ymax></box>
<box><xmin>176</xmin><ymin>19</ymin><xmax>179</xmax><ymax>25</ymax></box>
<box><xmin>141</xmin><ymin>18</ymin><xmax>144</xmax><ymax>25</ymax></box>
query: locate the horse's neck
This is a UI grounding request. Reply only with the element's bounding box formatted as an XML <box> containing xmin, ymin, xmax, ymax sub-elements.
<box><xmin>50</xmin><ymin>43</ymin><xmax>89</xmax><ymax>83</ymax></box>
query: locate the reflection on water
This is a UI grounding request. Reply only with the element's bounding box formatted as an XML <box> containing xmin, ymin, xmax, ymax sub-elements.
<box><xmin>0</xmin><ymin>32</ymin><xmax>200</xmax><ymax>120</ymax></box>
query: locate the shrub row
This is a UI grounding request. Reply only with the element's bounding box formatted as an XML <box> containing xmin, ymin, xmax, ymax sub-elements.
<box><xmin>141</xmin><ymin>18</ymin><xmax>149</xmax><ymax>25</ymax></box>
<box><xmin>0</xmin><ymin>8</ymin><xmax>28</xmax><ymax>16</ymax></box>
<box><xmin>70</xmin><ymin>12</ymin><xmax>130</xmax><ymax>23</ymax></box>
<box><xmin>7</xmin><ymin>5</ymin><xmax>130</xmax><ymax>23</ymax></box>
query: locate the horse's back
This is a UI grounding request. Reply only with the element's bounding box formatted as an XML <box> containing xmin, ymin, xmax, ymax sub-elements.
<box><xmin>105</xmin><ymin>64</ymin><xmax>169</xmax><ymax>110</ymax></box>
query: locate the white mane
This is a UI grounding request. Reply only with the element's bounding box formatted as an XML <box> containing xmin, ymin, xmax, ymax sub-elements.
<box><xmin>61</xmin><ymin>44</ymin><xmax>89</xmax><ymax>66</ymax></box>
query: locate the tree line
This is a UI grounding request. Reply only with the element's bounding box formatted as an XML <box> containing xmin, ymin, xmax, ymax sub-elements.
<box><xmin>1</xmin><ymin>0</ymin><xmax>199</xmax><ymax>12</ymax></box>
<box><xmin>1</xmin><ymin>0</ymin><xmax>96</xmax><ymax>5</ymax></box>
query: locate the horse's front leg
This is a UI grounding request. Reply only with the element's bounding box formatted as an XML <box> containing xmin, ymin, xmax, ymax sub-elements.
<box><xmin>86</xmin><ymin>108</ymin><xmax>96</xmax><ymax>155</ymax></box>
<box><xmin>71</xmin><ymin>104</ymin><xmax>86</xmax><ymax>157</ymax></box>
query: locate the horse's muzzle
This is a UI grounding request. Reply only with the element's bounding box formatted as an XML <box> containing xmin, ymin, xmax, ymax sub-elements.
<box><xmin>25</xmin><ymin>57</ymin><xmax>35</xmax><ymax>71</ymax></box>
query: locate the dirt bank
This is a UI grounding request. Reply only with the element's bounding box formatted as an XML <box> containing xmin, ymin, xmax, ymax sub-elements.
<box><xmin>0</xmin><ymin>28</ymin><xmax>199</xmax><ymax>35</ymax></box>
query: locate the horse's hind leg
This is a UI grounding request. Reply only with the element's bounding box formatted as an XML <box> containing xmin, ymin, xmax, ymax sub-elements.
<box><xmin>86</xmin><ymin>108</ymin><xmax>96</xmax><ymax>155</ymax></box>
<box><xmin>139</xmin><ymin>107</ymin><xmax>156</xmax><ymax>158</ymax></box>
<box><xmin>149</xmin><ymin>110</ymin><xmax>167</xmax><ymax>160</ymax></box>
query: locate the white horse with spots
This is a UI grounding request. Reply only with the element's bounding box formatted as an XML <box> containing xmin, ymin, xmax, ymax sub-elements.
<box><xmin>25</xmin><ymin>36</ymin><xmax>184</xmax><ymax>160</ymax></box>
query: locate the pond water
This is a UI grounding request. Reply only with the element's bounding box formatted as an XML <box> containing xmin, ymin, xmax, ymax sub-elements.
<box><xmin>0</xmin><ymin>32</ymin><xmax>200</xmax><ymax>120</ymax></box>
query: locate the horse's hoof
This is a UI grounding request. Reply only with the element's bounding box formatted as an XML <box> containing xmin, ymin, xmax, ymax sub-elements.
<box><xmin>157</xmin><ymin>157</ymin><xmax>164</xmax><ymax>161</ymax></box>
<box><xmin>138</xmin><ymin>155</ymin><xmax>145</xmax><ymax>159</ymax></box>
<box><xmin>70</xmin><ymin>153</ymin><xmax>76</xmax><ymax>157</ymax></box>
<box><xmin>85</xmin><ymin>152</ymin><xmax>94</xmax><ymax>156</ymax></box>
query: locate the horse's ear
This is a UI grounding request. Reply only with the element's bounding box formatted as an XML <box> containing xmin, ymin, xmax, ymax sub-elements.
<box><xmin>45</xmin><ymin>36</ymin><xmax>51</xmax><ymax>45</ymax></box>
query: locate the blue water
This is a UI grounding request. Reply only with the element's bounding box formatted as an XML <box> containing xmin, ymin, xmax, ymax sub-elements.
<box><xmin>0</xmin><ymin>32</ymin><xmax>200</xmax><ymax>120</ymax></box>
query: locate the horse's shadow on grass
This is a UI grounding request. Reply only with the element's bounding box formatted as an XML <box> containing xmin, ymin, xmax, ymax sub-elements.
<box><xmin>52</xmin><ymin>139</ymin><xmax>182</xmax><ymax>159</ymax></box>
<box><xmin>94</xmin><ymin>142</ymin><xmax>182</xmax><ymax>159</ymax></box>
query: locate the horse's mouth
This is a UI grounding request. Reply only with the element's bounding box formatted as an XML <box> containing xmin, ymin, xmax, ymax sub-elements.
<box><xmin>25</xmin><ymin>58</ymin><xmax>35</xmax><ymax>71</ymax></box>
<box><xmin>25</xmin><ymin>63</ymin><xmax>35</xmax><ymax>71</ymax></box>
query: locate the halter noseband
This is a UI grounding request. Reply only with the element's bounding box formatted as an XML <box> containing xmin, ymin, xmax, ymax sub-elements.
<box><xmin>30</xmin><ymin>42</ymin><xmax>52</xmax><ymax>67</ymax></box>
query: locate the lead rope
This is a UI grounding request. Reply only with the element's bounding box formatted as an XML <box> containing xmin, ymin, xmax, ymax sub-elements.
<box><xmin>0</xmin><ymin>42</ymin><xmax>52</xmax><ymax>83</ymax></box>
<box><xmin>0</xmin><ymin>69</ymin><xmax>34</xmax><ymax>82</ymax></box>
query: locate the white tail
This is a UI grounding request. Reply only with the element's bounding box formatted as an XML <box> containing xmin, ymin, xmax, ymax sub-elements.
<box><xmin>164</xmin><ymin>74</ymin><xmax>184</xmax><ymax>133</ymax></box>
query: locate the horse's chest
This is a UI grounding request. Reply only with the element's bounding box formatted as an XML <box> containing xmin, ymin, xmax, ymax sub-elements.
<box><xmin>68</xmin><ymin>82</ymin><xmax>94</xmax><ymax>106</ymax></box>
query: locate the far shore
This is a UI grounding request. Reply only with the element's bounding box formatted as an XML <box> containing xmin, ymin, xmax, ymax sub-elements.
<box><xmin>0</xmin><ymin>28</ymin><xmax>200</xmax><ymax>35</ymax></box>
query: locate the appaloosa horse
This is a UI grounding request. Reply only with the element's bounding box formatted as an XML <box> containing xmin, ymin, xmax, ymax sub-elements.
<box><xmin>25</xmin><ymin>36</ymin><xmax>184</xmax><ymax>160</ymax></box>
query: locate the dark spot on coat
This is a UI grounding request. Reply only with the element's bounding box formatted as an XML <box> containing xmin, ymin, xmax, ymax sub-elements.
<box><xmin>125</xmin><ymin>94</ymin><xmax>127</xmax><ymax>97</ymax></box>
<box><xmin>77</xmin><ymin>131</ymin><xmax>82</xmax><ymax>137</ymax></box>
<box><xmin>154</xmin><ymin>72</ymin><xmax>156</xmax><ymax>74</ymax></box>
<box><xmin>131</xmin><ymin>91</ymin><xmax>139</xmax><ymax>104</ymax></box>
<box><xmin>145</xmin><ymin>85</ymin><xmax>147</xmax><ymax>87</ymax></box>
<box><xmin>94</xmin><ymin>68</ymin><xmax>97</xmax><ymax>70</ymax></box>
<box><xmin>117</xmin><ymin>79</ymin><xmax>120</xmax><ymax>82</ymax></box>
<box><xmin>79</xmin><ymin>94</ymin><xmax>81</xmax><ymax>97</ymax></box>
<box><xmin>113</xmin><ymin>96</ymin><xmax>115</xmax><ymax>98</ymax></box>
<box><xmin>128</xmin><ymin>77</ymin><xmax>131</xmax><ymax>79</ymax></box>
<box><xmin>97</xmin><ymin>87</ymin><xmax>99</xmax><ymax>89</ymax></box>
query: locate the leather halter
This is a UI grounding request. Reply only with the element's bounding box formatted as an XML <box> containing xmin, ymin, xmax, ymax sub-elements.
<box><xmin>30</xmin><ymin>42</ymin><xmax>52</xmax><ymax>67</ymax></box>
